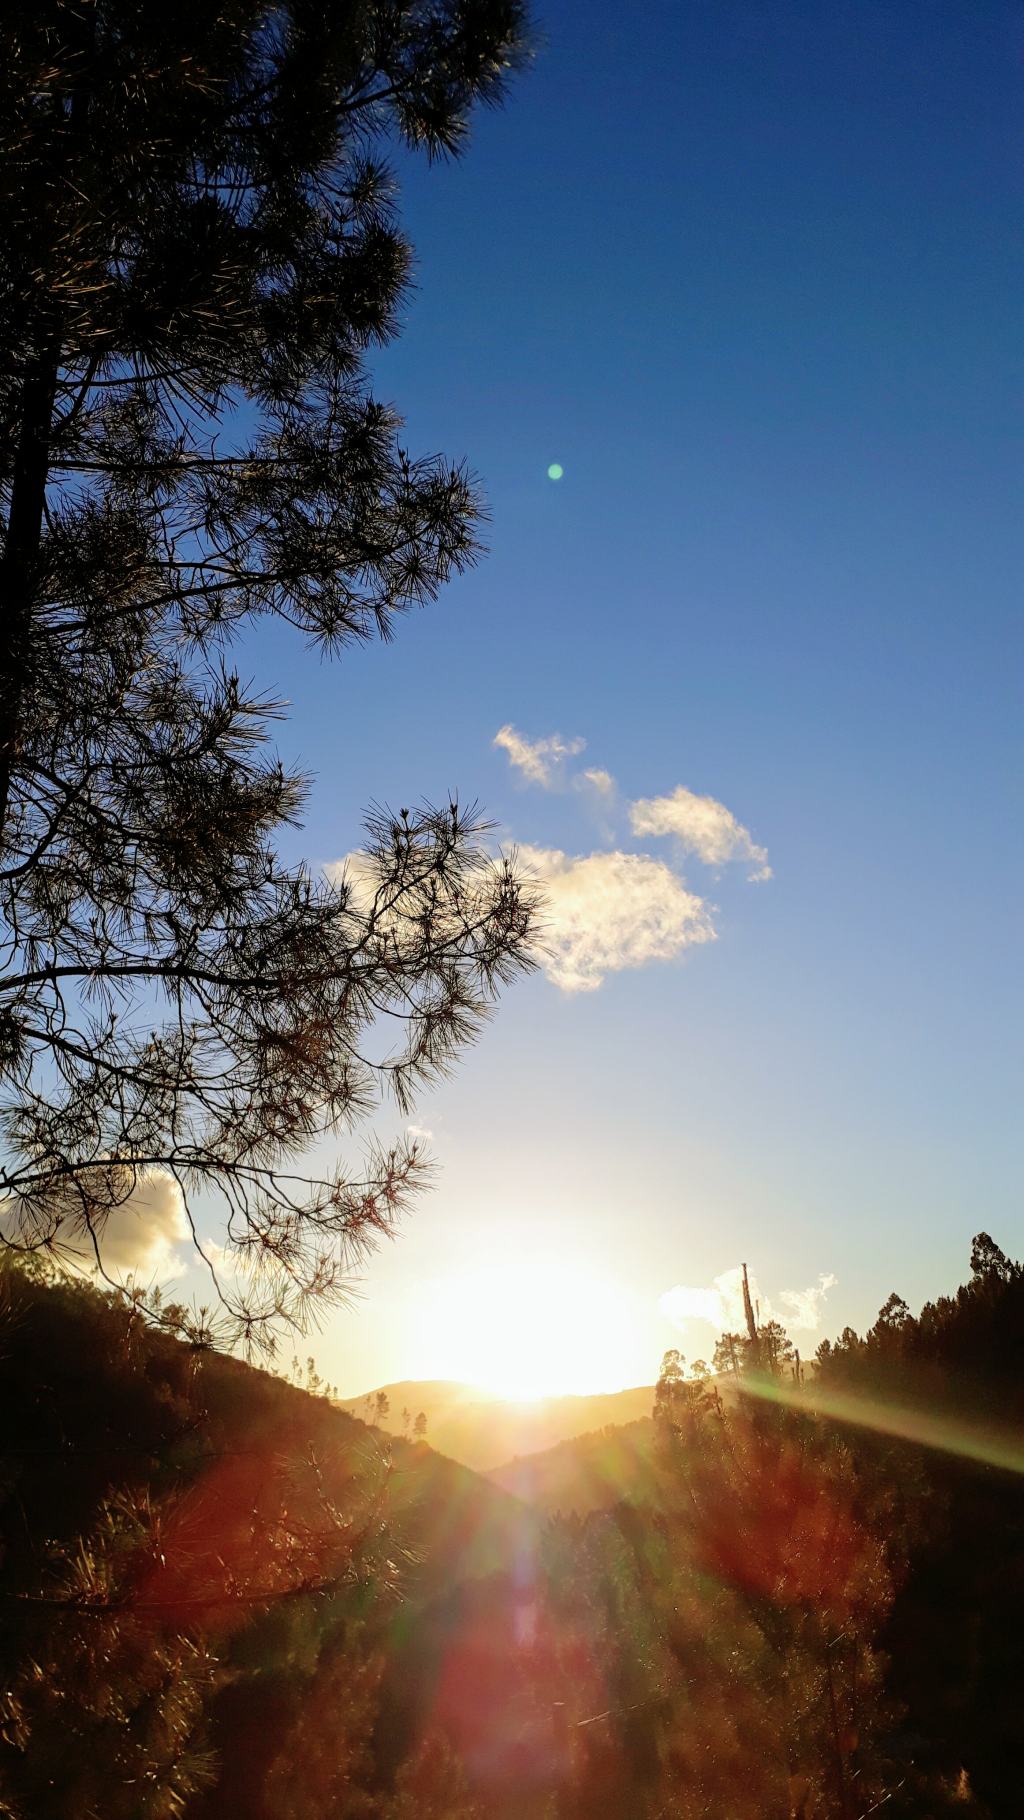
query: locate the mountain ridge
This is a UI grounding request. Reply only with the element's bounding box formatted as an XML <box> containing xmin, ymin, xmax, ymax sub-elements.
<box><xmin>337</xmin><ymin>1378</ymin><xmax>657</xmax><ymax>1473</ymax></box>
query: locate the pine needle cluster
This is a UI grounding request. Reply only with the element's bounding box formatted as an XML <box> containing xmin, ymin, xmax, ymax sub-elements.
<box><xmin>0</xmin><ymin>0</ymin><xmax>536</xmax><ymax>1344</ymax></box>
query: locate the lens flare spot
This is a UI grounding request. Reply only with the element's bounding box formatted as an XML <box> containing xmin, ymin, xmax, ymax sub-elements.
<box><xmin>547</xmin><ymin>462</ymin><xmax>564</xmax><ymax>481</ymax></box>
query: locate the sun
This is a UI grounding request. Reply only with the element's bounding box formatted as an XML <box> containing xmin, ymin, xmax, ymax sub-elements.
<box><xmin>410</xmin><ymin>1248</ymin><xmax>637</xmax><ymax>1401</ymax></box>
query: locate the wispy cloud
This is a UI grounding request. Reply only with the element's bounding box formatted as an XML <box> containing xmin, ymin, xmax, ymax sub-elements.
<box><xmin>578</xmin><ymin>766</ymin><xmax>615</xmax><ymax>797</ymax></box>
<box><xmin>660</xmin><ymin>1267</ymin><xmax>836</xmax><ymax>1337</ymax></box>
<box><xmin>519</xmin><ymin>844</ymin><xmax>715</xmax><ymax>992</ymax></box>
<box><xmin>630</xmin><ymin>785</ymin><xmax>771</xmax><ymax>881</ymax></box>
<box><xmin>494</xmin><ymin>724</ymin><xmax>586</xmax><ymax>789</ymax></box>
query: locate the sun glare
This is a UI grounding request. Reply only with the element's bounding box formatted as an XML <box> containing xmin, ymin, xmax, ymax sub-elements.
<box><xmin>412</xmin><ymin>1251</ymin><xmax>636</xmax><ymax>1401</ymax></box>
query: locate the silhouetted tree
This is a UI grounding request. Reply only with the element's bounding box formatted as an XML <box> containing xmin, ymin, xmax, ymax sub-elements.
<box><xmin>413</xmin><ymin>1410</ymin><xmax>427</xmax><ymax>1441</ymax></box>
<box><xmin>654</xmin><ymin>1346</ymin><xmax>686</xmax><ymax>1415</ymax></box>
<box><xmin>970</xmin><ymin>1232</ymin><xmax>1017</xmax><ymax>1283</ymax></box>
<box><xmin>713</xmin><ymin>1330</ymin><xmax>745</xmax><ymax>1376</ymax></box>
<box><xmin>741</xmin><ymin>1261</ymin><xmax>759</xmax><ymax>1361</ymax></box>
<box><xmin>810</xmin><ymin>1235</ymin><xmax>1024</xmax><ymax>1813</ymax></box>
<box><xmin>655</xmin><ymin>1346</ymin><xmax>718</xmax><ymax>1436</ymax></box>
<box><xmin>0</xmin><ymin>0</ymin><xmax>535</xmax><ymax>1344</ymax></box>
<box><xmin>873</xmin><ymin>1292</ymin><xmax>911</xmax><ymax>1332</ymax></box>
<box><xmin>758</xmin><ymin>1318</ymin><xmax>794</xmax><ymax>1377</ymax></box>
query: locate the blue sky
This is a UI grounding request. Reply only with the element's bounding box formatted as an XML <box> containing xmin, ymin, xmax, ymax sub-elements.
<box><xmin>182</xmin><ymin>0</ymin><xmax>1021</xmax><ymax>1394</ymax></box>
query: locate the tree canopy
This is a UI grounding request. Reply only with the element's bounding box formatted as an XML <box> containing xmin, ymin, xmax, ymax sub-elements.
<box><xmin>0</xmin><ymin>0</ymin><xmax>536</xmax><ymax>1344</ymax></box>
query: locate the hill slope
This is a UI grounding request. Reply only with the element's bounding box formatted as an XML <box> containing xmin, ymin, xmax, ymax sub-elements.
<box><xmin>0</xmin><ymin>1265</ymin><xmax>534</xmax><ymax>1818</ymax></box>
<box><xmin>487</xmin><ymin>1416</ymin><xmax>658</xmax><ymax>1514</ymax></box>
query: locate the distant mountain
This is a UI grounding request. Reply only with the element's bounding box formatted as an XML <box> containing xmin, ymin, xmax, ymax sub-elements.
<box><xmin>337</xmin><ymin>1379</ymin><xmax>657</xmax><ymax>1473</ymax></box>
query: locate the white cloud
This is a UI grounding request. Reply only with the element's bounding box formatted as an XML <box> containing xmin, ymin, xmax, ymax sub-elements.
<box><xmin>660</xmin><ymin>1266</ymin><xmax>837</xmax><ymax>1339</ymax></box>
<box><xmin>1</xmin><ymin>1167</ymin><xmax>192</xmax><ymax>1281</ymax></box>
<box><xmin>200</xmin><ymin>1238</ymin><xmax>237</xmax><ymax>1280</ymax></box>
<box><xmin>659</xmin><ymin>1280</ymin><xmax>732</xmax><ymax>1329</ymax></box>
<box><xmin>778</xmin><ymin>1273</ymin><xmax>838</xmax><ymax>1331</ymax></box>
<box><xmin>520</xmin><ymin>844</ymin><xmax>715</xmax><ymax>992</ymax></box>
<box><xmin>494</xmin><ymin>724</ymin><xmax>586</xmax><ymax>789</ymax></box>
<box><xmin>201</xmin><ymin>1237</ymin><xmax>259</xmax><ymax>1292</ymax></box>
<box><xmin>406</xmin><ymin>1123</ymin><xmax>434</xmax><ymax>1143</ymax></box>
<box><xmin>660</xmin><ymin>1266</ymin><xmax>755</xmax><ymax>1337</ymax></box>
<box><xmin>630</xmin><ymin>786</ymin><xmax>771</xmax><ymax>881</ymax></box>
<box><xmin>323</xmin><ymin>849</ymin><xmax>375</xmax><ymax>904</ymax></box>
<box><xmin>94</xmin><ymin>1172</ymin><xmax>190</xmax><ymax>1276</ymax></box>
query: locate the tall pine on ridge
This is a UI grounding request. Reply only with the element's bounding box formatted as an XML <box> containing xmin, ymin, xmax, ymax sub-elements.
<box><xmin>0</xmin><ymin>0</ymin><xmax>536</xmax><ymax>1344</ymax></box>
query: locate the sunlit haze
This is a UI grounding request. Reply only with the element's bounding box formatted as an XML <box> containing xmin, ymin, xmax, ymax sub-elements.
<box><xmin>407</xmin><ymin>1251</ymin><xmax>640</xmax><ymax>1400</ymax></box>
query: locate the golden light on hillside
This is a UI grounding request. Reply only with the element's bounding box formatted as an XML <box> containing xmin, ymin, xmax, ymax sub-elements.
<box><xmin>411</xmin><ymin>1249</ymin><xmax>638</xmax><ymax>1400</ymax></box>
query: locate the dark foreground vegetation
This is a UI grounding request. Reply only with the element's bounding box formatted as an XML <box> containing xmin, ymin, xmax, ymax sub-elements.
<box><xmin>1</xmin><ymin>1235</ymin><xmax>1022</xmax><ymax>1818</ymax></box>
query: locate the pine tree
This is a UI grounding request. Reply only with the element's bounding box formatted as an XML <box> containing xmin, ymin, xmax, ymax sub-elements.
<box><xmin>0</xmin><ymin>0</ymin><xmax>535</xmax><ymax>1344</ymax></box>
<box><xmin>382</xmin><ymin>1729</ymin><xmax>479</xmax><ymax>1820</ymax></box>
<box><xmin>758</xmin><ymin>1317</ymin><xmax>795</xmax><ymax>1377</ymax></box>
<box><xmin>712</xmin><ymin>1330</ymin><xmax>744</xmax><ymax>1376</ymax></box>
<box><xmin>970</xmin><ymin>1232</ymin><xmax>1017</xmax><ymax>1283</ymax></box>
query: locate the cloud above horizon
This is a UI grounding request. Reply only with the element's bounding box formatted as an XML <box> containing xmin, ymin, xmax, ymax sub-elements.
<box><xmin>494</xmin><ymin>723</ymin><xmax>587</xmax><ymax>789</ymax></box>
<box><xmin>94</xmin><ymin>1171</ymin><xmax>191</xmax><ymax>1276</ymax></box>
<box><xmin>630</xmin><ymin>785</ymin><xmax>771</xmax><ymax>880</ymax></box>
<box><xmin>660</xmin><ymin>1267</ymin><xmax>836</xmax><ymax>1339</ymax></box>
<box><xmin>519</xmin><ymin>844</ymin><xmax>715</xmax><ymax>992</ymax></box>
<box><xmin>0</xmin><ymin>1167</ymin><xmax>191</xmax><ymax>1281</ymax></box>
<box><xmin>778</xmin><ymin>1273</ymin><xmax>838</xmax><ymax>1330</ymax></box>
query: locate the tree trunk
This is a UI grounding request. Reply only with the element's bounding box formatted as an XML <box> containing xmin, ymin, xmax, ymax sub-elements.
<box><xmin>0</xmin><ymin>337</ymin><xmax>60</xmax><ymax>845</ymax></box>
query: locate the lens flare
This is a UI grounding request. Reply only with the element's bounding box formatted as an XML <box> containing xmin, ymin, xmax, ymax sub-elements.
<box><xmin>547</xmin><ymin>462</ymin><xmax>563</xmax><ymax>480</ymax></box>
<box><xmin>740</xmin><ymin>1373</ymin><xmax>1024</xmax><ymax>1476</ymax></box>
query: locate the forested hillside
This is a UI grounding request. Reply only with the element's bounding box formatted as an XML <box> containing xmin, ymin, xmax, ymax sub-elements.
<box><xmin>2</xmin><ymin>1238</ymin><xmax>1023</xmax><ymax>1816</ymax></box>
<box><xmin>0</xmin><ymin>1260</ymin><xmax>533</xmax><ymax>1817</ymax></box>
<box><xmin>487</xmin><ymin>1418</ymin><xmax>656</xmax><ymax>1514</ymax></box>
